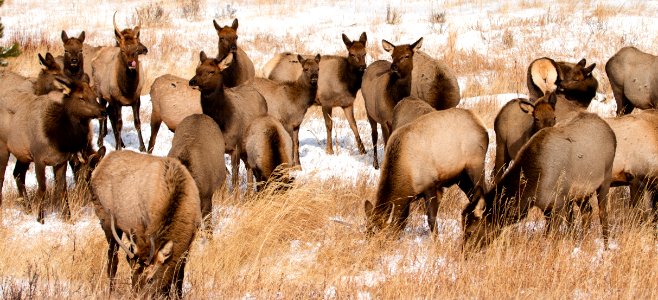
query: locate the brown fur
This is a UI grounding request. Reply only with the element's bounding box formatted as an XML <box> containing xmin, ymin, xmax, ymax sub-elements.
<box><xmin>493</xmin><ymin>60</ymin><xmax>599</xmax><ymax>182</ymax></box>
<box><xmin>168</xmin><ymin>114</ymin><xmax>225</xmax><ymax>222</ymax></box>
<box><xmin>364</xmin><ymin>108</ymin><xmax>488</xmax><ymax>234</ymax></box>
<box><xmin>147</xmin><ymin>74</ymin><xmax>202</xmax><ymax>153</ymax></box>
<box><xmin>527</xmin><ymin>57</ymin><xmax>560</xmax><ymax>101</ymax></box>
<box><xmin>34</xmin><ymin>53</ymin><xmax>66</xmax><ymax>95</ymax></box>
<box><xmin>363</xmin><ymin>37</ymin><xmax>423</xmax><ymax>169</ymax></box>
<box><xmin>251</xmin><ymin>54</ymin><xmax>320</xmax><ymax>168</ymax></box>
<box><xmin>0</xmin><ymin>76</ymin><xmax>105</xmax><ymax>222</ymax></box>
<box><xmin>213</xmin><ymin>18</ymin><xmax>255</xmax><ymax>88</ymax></box>
<box><xmin>93</xmin><ymin>13</ymin><xmax>148</xmax><ymax>151</ymax></box>
<box><xmin>90</xmin><ymin>150</ymin><xmax>201</xmax><ymax>298</ymax></box>
<box><xmin>410</xmin><ymin>51</ymin><xmax>460</xmax><ymax>109</ymax></box>
<box><xmin>244</xmin><ymin>115</ymin><xmax>294</xmax><ymax>191</ymax></box>
<box><xmin>59</xmin><ymin>31</ymin><xmax>86</xmax><ymax>81</ymax></box>
<box><xmin>464</xmin><ymin>112</ymin><xmax>616</xmax><ymax>250</ymax></box>
<box><xmin>606</xmin><ymin>46</ymin><xmax>658</xmax><ymax>115</ymax></box>
<box><xmin>391</xmin><ymin>96</ymin><xmax>436</xmax><ymax>131</ymax></box>
<box><xmin>189</xmin><ymin>51</ymin><xmax>268</xmax><ymax>190</ymax></box>
<box><xmin>264</xmin><ymin>32</ymin><xmax>369</xmax><ymax>155</ymax></box>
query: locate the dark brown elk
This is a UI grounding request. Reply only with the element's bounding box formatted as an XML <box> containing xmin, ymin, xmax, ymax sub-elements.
<box><xmin>493</xmin><ymin>59</ymin><xmax>598</xmax><ymax>181</ymax></box>
<box><xmin>167</xmin><ymin>114</ymin><xmax>225</xmax><ymax>223</ymax></box>
<box><xmin>263</xmin><ymin>32</ymin><xmax>369</xmax><ymax>155</ymax></box>
<box><xmin>463</xmin><ymin>112</ymin><xmax>616</xmax><ymax>251</ymax></box>
<box><xmin>189</xmin><ymin>51</ymin><xmax>268</xmax><ymax>190</ymax></box>
<box><xmin>58</xmin><ymin>30</ymin><xmax>87</xmax><ymax>81</ymax></box>
<box><xmin>410</xmin><ymin>50</ymin><xmax>460</xmax><ymax>109</ymax></box>
<box><xmin>213</xmin><ymin>18</ymin><xmax>254</xmax><ymax>87</ymax></box>
<box><xmin>0</xmin><ymin>75</ymin><xmax>106</xmax><ymax>222</ymax></box>
<box><xmin>528</xmin><ymin>57</ymin><xmax>597</xmax><ymax>103</ymax></box>
<box><xmin>364</xmin><ymin>108</ymin><xmax>488</xmax><ymax>234</ymax></box>
<box><xmin>90</xmin><ymin>150</ymin><xmax>201</xmax><ymax>298</ymax></box>
<box><xmin>363</xmin><ymin>37</ymin><xmax>423</xmax><ymax>169</ymax></box>
<box><xmin>606</xmin><ymin>46</ymin><xmax>658</xmax><ymax>115</ymax></box>
<box><xmin>251</xmin><ymin>54</ymin><xmax>320</xmax><ymax>169</ymax></box>
<box><xmin>147</xmin><ymin>74</ymin><xmax>202</xmax><ymax>153</ymax></box>
<box><xmin>391</xmin><ymin>96</ymin><xmax>436</xmax><ymax>131</ymax></box>
<box><xmin>93</xmin><ymin>14</ymin><xmax>148</xmax><ymax>151</ymax></box>
<box><xmin>244</xmin><ymin>115</ymin><xmax>294</xmax><ymax>191</ymax></box>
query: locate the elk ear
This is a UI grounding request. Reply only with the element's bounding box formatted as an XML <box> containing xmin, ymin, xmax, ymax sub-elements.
<box><xmin>473</xmin><ymin>197</ymin><xmax>486</xmax><ymax>219</ymax></box>
<box><xmin>314</xmin><ymin>54</ymin><xmax>321</xmax><ymax>63</ymax></box>
<box><xmin>38</xmin><ymin>53</ymin><xmax>47</xmax><ymax>67</ymax></box>
<box><xmin>359</xmin><ymin>32</ymin><xmax>367</xmax><ymax>45</ymax></box>
<box><xmin>133</xmin><ymin>26</ymin><xmax>141</xmax><ymax>38</ymax></box>
<box><xmin>577</xmin><ymin>58</ymin><xmax>586</xmax><ymax>67</ymax></box>
<box><xmin>547</xmin><ymin>91</ymin><xmax>558</xmax><ymax>106</ymax></box>
<box><xmin>584</xmin><ymin>63</ymin><xmax>596</xmax><ymax>76</ymax></box>
<box><xmin>213</xmin><ymin>19</ymin><xmax>221</xmax><ymax>32</ymax></box>
<box><xmin>231</xmin><ymin>19</ymin><xmax>239</xmax><ymax>30</ymax></box>
<box><xmin>411</xmin><ymin>37</ymin><xmax>424</xmax><ymax>52</ymax></box>
<box><xmin>217</xmin><ymin>53</ymin><xmax>234</xmax><ymax>71</ymax></box>
<box><xmin>156</xmin><ymin>240</ymin><xmax>174</xmax><ymax>264</ymax></box>
<box><xmin>342</xmin><ymin>33</ymin><xmax>353</xmax><ymax>48</ymax></box>
<box><xmin>364</xmin><ymin>200</ymin><xmax>374</xmax><ymax>218</ymax></box>
<box><xmin>382</xmin><ymin>39</ymin><xmax>395</xmax><ymax>53</ymax></box>
<box><xmin>88</xmin><ymin>146</ymin><xmax>106</xmax><ymax>170</ymax></box>
<box><xmin>53</xmin><ymin>75</ymin><xmax>73</xmax><ymax>96</ymax></box>
<box><xmin>43</xmin><ymin>53</ymin><xmax>60</xmax><ymax>70</ymax></box>
<box><xmin>78</xmin><ymin>31</ymin><xmax>86</xmax><ymax>42</ymax></box>
<box><xmin>297</xmin><ymin>54</ymin><xmax>305</xmax><ymax>65</ymax></box>
<box><xmin>518</xmin><ymin>99</ymin><xmax>535</xmax><ymax>114</ymax></box>
<box><xmin>61</xmin><ymin>30</ymin><xmax>69</xmax><ymax>43</ymax></box>
<box><xmin>199</xmin><ymin>51</ymin><xmax>208</xmax><ymax>62</ymax></box>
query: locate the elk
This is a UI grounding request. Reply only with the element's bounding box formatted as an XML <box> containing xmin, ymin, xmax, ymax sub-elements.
<box><xmin>244</xmin><ymin>115</ymin><xmax>294</xmax><ymax>191</ymax></box>
<box><xmin>606</xmin><ymin>46</ymin><xmax>658</xmax><ymax>115</ymax></box>
<box><xmin>251</xmin><ymin>54</ymin><xmax>320</xmax><ymax>169</ymax></box>
<box><xmin>263</xmin><ymin>32</ymin><xmax>369</xmax><ymax>155</ymax></box>
<box><xmin>493</xmin><ymin>59</ymin><xmax>598</xmax><ymax>181</ymax></box>
<box><xmin>410</xmin><ymin>50</ymin><xmax>460</xmax><ymax>109</ymax></box>
<box><xmin>391</xmin><ymin>96</ymin><xmax>436</xmax><ymax>131</ymax></box>
<box><xmin>147</xmin><ymin>74</ymin><xmax>202</xmax><ymax>153</ymax></box>
<box><xmin>189</xmin><ymin>51</ymin><xmax>268</xmax><ymax>190</ymax></box>
<box><xmin>463</xmin><ymin>112</ymin><xmax>616</xmax><ymax>250</ymax></box>
<box><xmin>527</xmin><ymin>57</ymin><xmax>560</xmax><ymax>101</ymax></box>
<box><xmin>90</xmin><ymin>150</ymin><xmax>201</xmax><ymax>298</ymax></box>
<box><xmin>167</xmin><ymin>114</ymin><xmax>225</xmax><ymax>223</ymax></box>
<box><xmin>0</xmin><ymin>75</ymin><xmax>106</xmax><ymax>222</ymax></box>
<box><xmin>93</xmin><ymin>13</ymin><xmax>148</xmax><ymax>151</ymax></box>
<box><xmin>213</xmin><ymin>18</ymin><xmax>255</xmax><ymax>87</ymax></box>
<box><xmin>528</xmin><ymin>57</ymin><xmax>597</xmax><ymax>103</ymax></box>
<box><xmin>363</xmin><ymin>37</ymin><xmax>423</xmax><ymax>169</ymax></box>
<box><xmin>58</xmin><ymin>30</ymin><xmax>87</xmax><ymax>81</ymax></box>
<box><xmin>364</xmin><ymin>108</ymin><xmax>488</xmax><ymax>234</ymax></box>
<box><xmin>0</xmin><ymin>52</ymin><xmax>62</xmax><ymax>103</ymax></box>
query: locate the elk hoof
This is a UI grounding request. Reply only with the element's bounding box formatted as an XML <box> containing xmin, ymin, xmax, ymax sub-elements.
<box><xmin>325</xmin><ymin>147</ymin><xmax>334</xmax><ymax>155</ymax></box>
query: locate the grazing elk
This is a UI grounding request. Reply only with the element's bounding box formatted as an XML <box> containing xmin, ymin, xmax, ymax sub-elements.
<box><xmin>463</xmin><ymin>112</ymin><xmax>616</xmax><ymax>250</ymax></box>
<box><xmin>363</xmin><ymin>37</ymin><xmax>423</xmax><ymax>169</ymax></box>
<box><xmin>252</xmin><ymin>54</ymin><xmax>320</xmax><ymax>168</ymax></box>
<box><xmin>213</xmin><ymin>18</ymin><xmax>255</xmax><ymax>87</ymax></box>
<box><xmin>93</xmin><ymin>13</ymin><xmax>148</xmax><ymax>151</ymax></box>
<box><xmin>0</xmin><ymin>75</ymin><xmax>105</xmax><ymax>222</ymax></box>
<box><xmin>90</xmin><ymin>150</ymin><xmax>201</xmax><ymax>298</ymax></box>
<box><xmin>410</xmin><ymin>50</ymin><xmax>460</xmax><ymax>109</ymax></box>
<box><xmin>147</xmin><ymin>74</ymin><xmax>202</xmax><ymax>153</ymax></box>
<box><xmin>606</xmin><ymin>46</ymin><xmax>658</xmax><ymax>115</ymax></box>
<box><xmin>493</xmin><ymin>59</ymin><xmax>598</xmax><ymax>181</ymax></box>
<box><xmin>244</xmin><ymin>115</ymin><xmax>294</xmax><ymax>191</ymax></box>
<box><xmin>263</xmin><ymin>32</ymin><xmax>369</xmax><ymax>155</ymax></box>
<box><xmin>189</xmin><ymin>51</ymin><xmax>268</xmax><ymax>190</ymax></box>
<box><xmin>168</xmin><ymin>114</ymin><xmax>225</xmax><ymax>223</ymax></box>
<box><xmin>364</xmin><ymin>108</ymin><xmax>488</xmax><ymax>234</ymax></box>
<box><xmin>391</xmin><ymin>96</ymin><xmax>436</xmax><ymax>131</ymax></box>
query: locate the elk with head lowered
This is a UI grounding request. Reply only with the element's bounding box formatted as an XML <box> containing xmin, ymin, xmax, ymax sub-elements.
<box><xmin>93</xmin><ymin>12</ymin><xmax>148</xmax><ymax>151</ymax></box>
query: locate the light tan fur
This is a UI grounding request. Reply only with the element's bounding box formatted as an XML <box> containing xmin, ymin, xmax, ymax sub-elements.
<box><xmin>528</xmin><ymin>57</ymin><xmax>559</xmax><ymax>100</ymax></box>
<box><xmin>244</xmin><ymin>115</ymin><xmax>294</xmax><ymax>191</ymax></box>
<box><xmin>410</xmin><ymin>51</ymin><xmax>460</xmax><ymax>109</ymax></box>
<box><xmin>391</xmin><ymin>96</ymin><xmax>436</xmax><ymax>131</ymax></box>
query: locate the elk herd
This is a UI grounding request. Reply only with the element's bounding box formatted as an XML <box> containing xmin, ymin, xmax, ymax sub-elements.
<box><xmin>1</xmin><ymin>12</ymin><xmax>658</xmax><ymax>298</ymax></box>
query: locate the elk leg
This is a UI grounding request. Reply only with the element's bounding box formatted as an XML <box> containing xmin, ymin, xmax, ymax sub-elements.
<box><xmin>34</xmin><ymin>161</ymin><xmax>47</xmax><ymax>224</ymax></box>
<box><xmin>493</xmin><ymin>135</ymin><xmax>510</xmax><ymax>183</ymax></box>
<box><xmin>53</xmin><ymin>163</ymin><xmax>70</xmax><ymax>220</ymax></box>
<box><xmin>101</xmin><ymin>217</ymin><xmax>121</xmax><ymax>292</ymax></box>
<box><xmin>321</xmin><ymin>105</ymin><xmax>334</xmax><ymax>155</ymax></box>
<box><xmin>578</xmin><ymin>199</ymin><xmax>593</xmax><ymax>242</ymax></box>
<box><xmin>230</xmin><ymin>151</ymin><xmax>240</xmax><ymax>192</ymax></box>
<box><xmin>97</xmin><ymin>97</ymin><xmax>108</xmax><ymax>147</ymax></box>
<box><xmin>342</xmin><ymin>105</ymin><xmax>366</xmax><ymax>154</ymax></box>
<box><xmin>0</xmin><ymin>145</ymin><xmax>9</xmax><ymax>206</ymax></box>
<box><xmin>13</xmin><ymin>161</ymin><xmax>29</xmax><ymax>200</ymax></box>
<box><xmin>292</xmin><ymin>126</ymin><xmax>301</xmax><ymax>169</ymax></box>
<box><xmin>106</xmin><ymin>103</ymin><xmax>120</xmax><ymax>150</ymax></box>
<box><xmin>597</xmin><ymin>183</ymin><xmax>611</xmax><ymax>249</ymax></box>
<box><xmin>423</xmin><ymin>187</ymin><xmax>442</xmax><ymax>233</ymax></box>
<box><xmin>628</xmin><ymin>177</ymin><xmax>646</xmax><ymax>209</ymax></box>
<box><xmin>381</xmin><ymin>121</ymin><xmax>391</xmax><ymax>146</ymax></box>
<box><xmin>147</xmin><ymin>113</ymin><xmax>162</xmax><ymax>154</ymax></box>
<box><xmin>367</xmin><ymin>116</ymin><xmax>379</xmax><ymax>169</ymax></box>
<box><xmin>174</xmin><ymin>259</ymin><xmax>186</xmax><ymax>299</ymax></box>
<box><xmin>651</xmin><ymin>188</ymin><xmax>658</xmax><ymax>238</ymax></box>
<box><xmin>132</xmin><ymin>100</ymin><xmax>146</xmax><ymax>152</ymax></box>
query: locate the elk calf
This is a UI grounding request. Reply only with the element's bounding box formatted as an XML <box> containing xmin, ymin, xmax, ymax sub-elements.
<box><xmin>91</xmin><ymin>150</ymin><xmax>201</xmax><ymax>298</ymax></box>
<box><xmin>365</xmin><ymin>108</ymin><xmax>488</xmax><ymax>234</ymax></box>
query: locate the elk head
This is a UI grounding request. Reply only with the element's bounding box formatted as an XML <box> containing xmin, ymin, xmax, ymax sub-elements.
<box><xmin>298</xmin><ymin>54</ymin><xmax>321</xmax><ymax>86</ymax></box>
<box><xmin>35</xmin><ymin>52</ymin><xmax>64</xmax><ymax>95</ymax></box>
<box><xmin>342</xmin><ymin>32</ymin><xmax>368</xmax><ymax>72</ymax></box>
<box><xmin>61</xmin><ymin>30</ymin><xmax>85</xmax><ymax>70</ymax></box>
<box><xmin>113</xmin><ymin>11</ymin><xmax>148</xmax><ymax>55</ymax></box>
<box><xmin>382</xmin><ymin>37</ymin><xmax>423</xmax><ymax>78</ymax></box>
<box><xmin>53</xmin><ymin>75</ymin><xmax>106</xmax><ymax>119</ymax></box>
<box><xmin>189</xmin><ymin>51</ymin><xmax>233</xmax><ymax>92</ymax></box>
<box><xmin>557</xmin><ymin>58</ymin><xmax>597</xmax><ymax>92</ymax></box>
<box><xmin>519</xmin><ymin>92</ymin><xmax>557</xmax><ymax>132</ymax></box>
<box><xmin>213</xmin><ymin>18</ymin><xmax>239</xmax><ymax>58</ymax></box>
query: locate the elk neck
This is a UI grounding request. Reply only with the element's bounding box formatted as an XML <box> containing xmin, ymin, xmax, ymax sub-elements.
<box><xmin>199</xmin><ymin>81</ymin><xmax>234</xmax><ymax>131</ymax></box>
<box><xmin>344</xmin><ymin>58</ymin><xmax>364</xmax><ymax>96</ymax></box>
<box><xmin>386</xmin><ymin>70</ymin><xmax>412</xmax><ymax>104</ymax></box>
<box><xmin>43</xmin><ymin>100</ymin><xmax>91</xmax><ymax>154</ymax></box>
<box><xmin>117</xmin><ymin>57</ymin><xmax>141</xmax><ymax>99</ymax></box>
